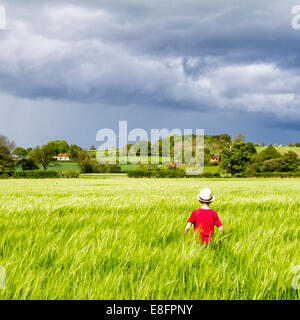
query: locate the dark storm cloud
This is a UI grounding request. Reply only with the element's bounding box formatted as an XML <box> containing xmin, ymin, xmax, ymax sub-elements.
<box><xmin>29</xmin><ymin>0</ymin><xmax>300</xmax><ymax>66</ymax></box>
<box><xmin>1</xmin><ymin>1</ymin><xmax>300</xmax><ymax>114</ymax></box>
<box><xmin>0</xmin><ymin>0</ymin><xmax>299</xmax><ymax>146</ymax></box>
<box><xmin>266</xmin><ymin>118</ymin><xmax>300</xmax><ymax>132</ymax></box>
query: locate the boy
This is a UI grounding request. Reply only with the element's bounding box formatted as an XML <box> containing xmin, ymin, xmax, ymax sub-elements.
<box><xmin>184</xmin><ymin>188</ymin><xmax>223</xmax><ymax>245</ymax></box>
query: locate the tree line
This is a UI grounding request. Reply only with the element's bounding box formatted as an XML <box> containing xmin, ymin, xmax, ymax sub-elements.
<box><xmin>0</xmin><ymin>133</ymin><xmax>299</xmax><ymax>176</ymax></box>
<box><xmin>0</xmin><ymin>135</ymin><xmax>120</xmax><ymax>174</ymax></box>
<box><xmin>220</xmin><ymin>143</ymin><xmax>299</xmax><ymax>176</ymax></box>
<box><xmin>0</xmin><ymin>136</ymin><xmax>82</xmax><ymax>172</ymax></box>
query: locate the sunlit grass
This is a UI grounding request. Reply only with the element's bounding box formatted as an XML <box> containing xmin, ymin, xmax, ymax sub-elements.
<box><xmin>0</xmin><ymin>178</ymin><xmax>299</xmax><ymax>299</ymax></box>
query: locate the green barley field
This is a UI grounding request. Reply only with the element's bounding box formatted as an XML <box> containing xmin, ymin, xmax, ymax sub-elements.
<box><xmin>0</xmin><ymin>177</ymin><xmax>299</xmax><ymax>300</ymax></box>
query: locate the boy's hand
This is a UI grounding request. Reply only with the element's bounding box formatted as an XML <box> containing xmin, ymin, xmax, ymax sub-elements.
<box><xmin>184</xmin><ymin>222</ymin><xmax>192</xmax><ymax>235</ymax></box>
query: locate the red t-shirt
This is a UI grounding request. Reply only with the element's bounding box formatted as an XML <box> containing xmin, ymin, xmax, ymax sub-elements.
<box><xmin>187</xmin><ymin>208</ymin><xmax>222</xmax><ymax>244</ymax></box>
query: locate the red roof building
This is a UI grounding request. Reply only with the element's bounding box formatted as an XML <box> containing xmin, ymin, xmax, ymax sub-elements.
<box><xmin>210</xmin><ymin>155</ymin><xmax>219</xmax><ymax>163</ymax></box>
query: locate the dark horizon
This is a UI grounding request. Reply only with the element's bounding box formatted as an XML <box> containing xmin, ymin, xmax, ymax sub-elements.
<box><xmin>4</xmin><ymin>131</ymin><xmax>298</xmax><ymax>151</ymax></box>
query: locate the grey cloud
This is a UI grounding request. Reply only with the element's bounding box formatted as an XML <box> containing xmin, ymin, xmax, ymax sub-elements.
<box><xmin>1</xmin><ymin>2</ymin><xmax>300</xmax><ymax>119</ymax></box>
<box><xmin>0</xmin><ymin>0</ymin><xmax>300</xmax><ymax>147</ymax></box>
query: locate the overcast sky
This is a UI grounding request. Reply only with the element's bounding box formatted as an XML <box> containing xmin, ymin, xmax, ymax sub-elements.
<box><xmin>0</xmin><ymin>0</ymin><xmax>299</xmax><ymax>148</ymax></box>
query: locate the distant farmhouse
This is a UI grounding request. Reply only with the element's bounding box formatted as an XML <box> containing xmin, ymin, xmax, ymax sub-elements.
<box><xmin>55</xmin><ymin>153</ymin><xmax>70</xmax><ymax>161</ymax></box>
<box><xmin>210</xmin><ymin>155</ymin><xmax>219</xmax><ymax>164</ymax></box>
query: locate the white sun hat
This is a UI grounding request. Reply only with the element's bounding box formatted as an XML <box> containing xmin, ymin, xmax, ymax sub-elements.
<box><xmin>197</xmin><ymin>188</ymin><xmax>215</xmax><ymax>203</ymax></box>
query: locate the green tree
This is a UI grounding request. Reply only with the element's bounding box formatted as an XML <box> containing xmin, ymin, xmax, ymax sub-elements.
<box><xmin>0</xmin><ymin>146</ymin><xmax>15</xmax><ymax>171</ymax></box>
<box><xmin>76</xmin><ymin>149</ymin><xmax>104</xmax><ymax>173</ymax></box>
<box><xmin>13</xmin><ymin>147</ymin><xmax>28</xmax><ymax>159</ymax></box>
<box><xmin>245</xmin><ymin>142</ymin><xmax>257</xmax><ymax>155</ymax></box>
<box><xmin>69</xmin><ymin>144</ymin><xmax>82</xmax><ymax>160</ymax></box>
<box><xmin>261</xmin><ymin>158</ymin><xmax>283</xmax><ymax>172</ymax></box>
<box><xmin>44</xmin><ymin>140</ymin><xmax>69</xmax><ymax>155</ymax></box>
<box><xmin>29</xmin><ymin>145</ymin><xmax>56</xmax><ymax>170</ymax></box>
<box><xmin>159</xmin><ymin>139</ymin><xmax>163</xmax><ymax>157</ymax></box>
<box><xmin>281</xmin><ymin>151</ymin><xmax>298</xmax><ymax>172</ymax></box>
<box><xmin>262</xmin><ymin>145</ymin><xmax>281</xmax><ymax>160</ymax></box>
<box><xmin>219</xmin><ymin>134</ymin><xmax>232</xmax><ymax>146</ymax></box>
<box><xmin>220</xmin><ymin>142</ymin><xmax>256</xmax><ymax>175</ymax></box>
<box><xmin>17</xmin><ymin>158</ymin><xmax>39</xmax><ymax>171</ymax></box>
<box><xmin>252</xmin><ymin>145</ymin><xmax>281</xmax><ymax>164</ymax></box>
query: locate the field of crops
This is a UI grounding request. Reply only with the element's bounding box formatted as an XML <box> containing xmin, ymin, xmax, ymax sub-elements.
<box><xmin>0</xmin><ymin>177</ymin><xmax>299</xmax><ymax>299</ymax></box>
<box><xmin>256</xmin><ymin>146</ymin><xmax>300</xmax><ymax>157</ymax></box>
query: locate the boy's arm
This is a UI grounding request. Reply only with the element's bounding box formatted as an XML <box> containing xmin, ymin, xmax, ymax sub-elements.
<box><xmin>214</xmin><ymin>212</ymin><xmax>224</xmax><ymax>232</ymax></box>
<box><xmin>184</xmin><ymin>222</ymin><xmax>192</xmax><ymax>235</ymax></box>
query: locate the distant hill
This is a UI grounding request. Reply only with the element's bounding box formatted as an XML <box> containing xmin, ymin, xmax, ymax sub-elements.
<box><xmin>256</xmin><ymin>146</ymin><xmax>300</xmax><ymax>158</ymax></box>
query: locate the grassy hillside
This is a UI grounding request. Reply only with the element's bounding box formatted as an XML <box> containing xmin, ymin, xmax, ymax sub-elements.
<box><xmin>256</xmin><ymin>146</ymin><xmax>300</xmax><ymax>157</ymax></box>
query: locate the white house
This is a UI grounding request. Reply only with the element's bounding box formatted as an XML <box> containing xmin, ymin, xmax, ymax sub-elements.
<box><xmin>55</xmin><ymin>153</ymin><xmax>70</xmax><ymax>161</ymax></box>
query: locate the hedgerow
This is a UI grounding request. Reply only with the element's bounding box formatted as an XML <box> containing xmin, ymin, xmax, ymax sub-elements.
<box><xmin>128</xmin><ymin>167</ymin><xmax>185</xmax><ymax>178</ymax></box>
<box><xmin>58</xmin><ymin>170</ymin><xmax>80</xmax><ymax>179</ymax></box>
<box><xmin>13</xmin><ymin>170</ymin><xmax>59</xmax><ymax>179</ymax></box>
